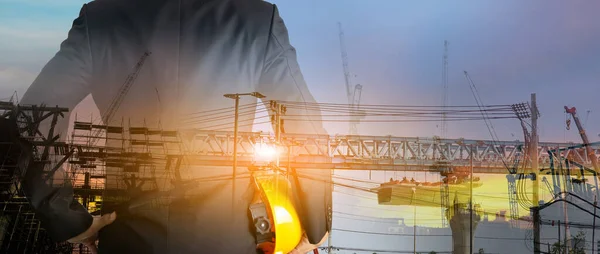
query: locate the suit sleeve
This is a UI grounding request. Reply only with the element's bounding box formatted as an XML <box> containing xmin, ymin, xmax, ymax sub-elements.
<box><xmin>19</xmin><ymin>4</ymin><xmax>93</xmax><ymax>242</ymax></box>
<box><xmin>20</xmin><ymin>4</ymin><xmax>92</xmax><ymax>137</ymax></box>
<box><xmin>256</xmin><ymin>4</ymin><xmax>332</xmax><ymax>244</ymax></box>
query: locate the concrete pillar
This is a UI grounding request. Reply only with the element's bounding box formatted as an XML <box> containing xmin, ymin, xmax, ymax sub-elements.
<box><xmin>447</xmin><ymin>203</ymin><xmax>481</xmax><ymax>254</ymax></box>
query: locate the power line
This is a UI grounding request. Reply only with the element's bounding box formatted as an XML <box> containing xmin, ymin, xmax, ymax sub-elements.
<box><xmin>279</xmin><ymin>100</ymin><xmax>513</xmax><ymax>108</ymax></box>
<box><xmin>333</xmin><ymin>228</ymin><xmax>552</xmax><ymax>241</ymax></box>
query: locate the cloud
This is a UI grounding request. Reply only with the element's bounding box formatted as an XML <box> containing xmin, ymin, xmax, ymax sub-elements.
<box><xmin>0</xmin><ymin>67</ymin><xmax>37</xmax><ymax>100</ymax></box>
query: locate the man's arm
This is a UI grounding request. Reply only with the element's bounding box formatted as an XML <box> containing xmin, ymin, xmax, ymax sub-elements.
<box><xmin>19</xmin><ymin>5</ymin><xmax>94</xmax><ymax>242</ymax></box>
<box><xmin>20</xmin><ymin>5</ymin><xmax>92</xmax><ymax>136</ymax></box>
<box><xmin>256</xmin><ymin>5</ymin><xmax>332</xmax><ymax>245</ymax></box>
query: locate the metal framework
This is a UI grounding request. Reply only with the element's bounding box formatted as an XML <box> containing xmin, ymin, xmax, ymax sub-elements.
<box><xmin>3</xmin><ymin>99</ymin><xmax>600</xmax><ymax>253</ymax></box>
<box><xmin>68</xmin><ymin>118</ymin><xmax>185</xmax><ymax>216</ymax></box>
<box><xmin>0</xmin><ymin>101</ymin><xmax>73</xmax><ymax>253</ymax></box>
<box><xmin>187</xmin><ymin>131</ymin><xmax>600</xmax><ymax>173</ymax></box>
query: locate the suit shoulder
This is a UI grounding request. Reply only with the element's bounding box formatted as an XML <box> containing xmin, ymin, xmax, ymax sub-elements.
<box><xmin>84</xmin><ymin>0</ymin><xmax>122</xmax><ymax>12</ymax></box>
<box><xmin>230</xmin><ymin>0</ymin><xmax>276</xmax><ymax>24</ymax></box>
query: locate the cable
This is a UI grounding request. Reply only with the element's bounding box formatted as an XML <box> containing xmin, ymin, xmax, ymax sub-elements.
<box><xmin>182</xmin><ymin>108</ymin><xmax>268</xmax><ymax>126</ymax></box>
<box><xmin>182</xmin><ymin>104</ymin><xmax>265</xmax><ymax>120</ymax></box>
<box><xmin>284</xmin><ymin>116</ymin><xmax>517</xmax><ymax>123</ymax></box>
<box><xmin>182</xmin><ymin>102</ymin><xmax>261</xmax><ymax>116</ymax></box>
<box><xmin>333</xmin><ymin>228</ymin><xmax>550</xmax><ymax>241</ymax></box>
<box><xmin>463</xmin><ymin>72</ymin><xmax>510</xmax><ymax>170</ymax></box>
<box><xmin>192</xmin><ymin>116</ymin><xmax>271</xmax><ymax>131</ymax></box>
<box><xmin>320</xmin><ymin>246</ymin><xmax>452</xmax><ymax>254</ymax></box>
<box><xmin>279</xmin><ymin>100</ymin><xmax>513</xmax><ymax>108</ymax></box>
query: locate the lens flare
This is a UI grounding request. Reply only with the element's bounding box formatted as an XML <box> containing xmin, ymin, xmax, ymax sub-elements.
<box><xmin>254</xmin><ymin>144</ymin><xmax>279</xmax><ymax>162</ymax></box>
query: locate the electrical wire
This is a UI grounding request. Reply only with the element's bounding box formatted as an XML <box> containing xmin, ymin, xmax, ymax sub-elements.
<box><xmin>177</xmin><ymin>100</ymin><xmax>520</xmax><ymax>130</ymax></box>
<box><xmin>182</xmin><ymin>108</ymin><xmax>268</xmax><ymax>126</ymax></box>
<box><xmin>320</xmin><ymin>246</ymin><xmax>452</xmax><ymax>254</ymax></box>
<box><xmin>189</xmin><ymin>115</ymin><xmax>271</xmax><ymax>130</ymax></box>
<box><xmin>182</xmin><ymin>102</ymin><xmax>261</xmax><ymax>116</ymax></box>
<box><xmin>284</xmin><ymin>117</ymin><xmax>517</xmax><ymax>123</ymax></box>
<box><xmin>279</xmin><ymin>100</ymin><xmax>514</xmax><ymax>108</ymax></box>
<box><xmin>332</xmin><ymin>228</ymin><xmax>553</xmax><ymax>241</ymax></box>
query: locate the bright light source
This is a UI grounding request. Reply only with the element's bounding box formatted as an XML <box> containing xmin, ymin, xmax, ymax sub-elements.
<box><xmin>273</xmin><ymin>206</ymin><xmax>293</xmax><ymax>224</ymax></box>
<box><xmin>254</xmin><ymin>143</ymin><xmax>279</xmax><ymax>162</ymax></box>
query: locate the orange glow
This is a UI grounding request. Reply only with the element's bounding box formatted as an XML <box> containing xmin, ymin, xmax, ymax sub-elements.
<box><xmin>254</xmin><ymin>143</ymin><xmax>279</xmax><ymax>162</ymax></box>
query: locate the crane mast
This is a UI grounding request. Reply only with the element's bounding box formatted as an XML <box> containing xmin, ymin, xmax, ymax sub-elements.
<box><xmin>441</xmin><ymin>40</ymin><xmax>449</xmax><ymax>138</ymax></box>
<box><xmin>338</xmin><ymin>22</ymin><xmax>362</xmax><ymax>135</ymax></box>
<box><xmin>90</xmin><ymin>51</ymin><xmax>151</xmax><ymax>146</ymax></box>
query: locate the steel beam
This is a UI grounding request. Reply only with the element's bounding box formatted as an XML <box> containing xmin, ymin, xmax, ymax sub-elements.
<box><xmin>188</xmin><ymin>130</ymin><xmax>599</xmax><ymax>171</ymax></box>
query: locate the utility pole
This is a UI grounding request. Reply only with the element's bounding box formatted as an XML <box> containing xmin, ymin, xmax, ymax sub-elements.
<box><xmin>470</xmin><ymin>144</ymin><xmax>474</xmax><ymax>254</ymax></box>
<box><xmin>233</xmin><ymin>97</ymin><xmax>240</xmax><ymax>173</ymax></box>
<box><xmin>411</xmin><ymin>187</ymin><xmax>417</xmax><ymax>254</ymax></box>
<box><xmin>271</xmin><ymin>101</ymin><xmax>286</xmax><ymax>166</ymax></box>
<box><xmin>592</xmin><ymin>195</ymin><xmax>597</xmax><ymax>254</ymax></box>
<box><xmin>224</xmin><ymin>92</ymin><xmax>265</xmax><ymax>215</ymax></box>
<box><xmin>531</xmin><ymin>93</ymin><xmax>539</xmax><ymax>205</ymax></box>
<box><xmin>532</xmin><ymin>206</ymin><xmax>541</xmax><ymax>254</ymax></box>
<box><xmin>564</xmin><ymin>199</ymin><xmax>570</xmax><ymax>254</ymax></box>
<box><xmin>531</xmin><ymin>93</ymin><xmax>541</xmax><ymax>254</ymax></box>
<box><xmin>414</xmin><ymin>199</ymin><xmax>417</xmax><ymax>254</ymax></box>
<box><xmin>558</xmin><ymin>220</ymin><xmax>561</xmax><ymax>253</ymax></box>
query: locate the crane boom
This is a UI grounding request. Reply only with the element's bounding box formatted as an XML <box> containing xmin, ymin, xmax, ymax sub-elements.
<box><xmin>441</xmin><ymin>40</ymin><xmax>449</xmax><ymax>138</ymax></box>
<box><xmin>352</xmin><ymin>84</ymin><xmax>363</xmax><ymax>108</ymax></box>
<box><xmin>338</xmin><ymin>22</ymin><xmax>352</xmax><ymax>103</ymax></box>
<box><xmin>337</xmin><ymin>22</ymin><xmax>363</xmax><ymax>135</ymax></box>
<box><xmin>90</xmin><ymin>51</ymin><xmax>151</xmax><ymax>145</ymax></box>
<box><xmin>565</xmin><ymin>106</ymin><xmax>599</xmax><ymax>172</ymax></box>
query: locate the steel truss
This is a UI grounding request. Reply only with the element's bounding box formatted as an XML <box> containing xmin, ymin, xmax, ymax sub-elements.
<box><xmin>0</xmin><ymin>101</ymin><xmax>73</xmax><ymax>253</ymax></box>
<box><xmin>187</xmin><ymin>131</ymin><xmax>599</xmax><ymax>173</ymax></box>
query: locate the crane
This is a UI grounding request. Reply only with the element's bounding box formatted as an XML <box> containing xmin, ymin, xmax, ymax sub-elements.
<box><xmin>565</xmin><ymin>106</ymin><xmax>599</xmax><ymax>172</ymax></box>
<box><xmin>464</xmin><ymin>71</ymin><xmax>536</xmax><ymax>227</ymax></box>
<box><xmin>438</xmin><ymin>41</ymin><xmax>450</xmax><ymax>227</ymax></box>
<box><xmin>89</xmin><ymin>51</ymin><xmax>151</xmax><ymax>146</ymax></box>
<box><xmin>441</xmin><ymin>40</ymin><xmax>449</xmax><ymax>138</ymax></box>
<box><xmin>337</xmin><ymin>22</ymin><xmax>363</xmax><ymax>135</ymax></box>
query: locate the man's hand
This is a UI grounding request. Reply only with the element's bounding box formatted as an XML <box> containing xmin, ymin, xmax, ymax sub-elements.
<box><xmin>288</xmin><ymin>231</ymin><xmax>328</xmax><ymax>254</ymax></box>
<box><xmin>67</xmin><ymin>212</ymin><xmax>117</xmax><ymax>254</ymax></box>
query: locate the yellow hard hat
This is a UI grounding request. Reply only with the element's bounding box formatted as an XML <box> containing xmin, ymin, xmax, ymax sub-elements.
<box><xmin>254</xmin><ymin>171</ymin><xmax>303</xmax><ymax>254</ymax></box>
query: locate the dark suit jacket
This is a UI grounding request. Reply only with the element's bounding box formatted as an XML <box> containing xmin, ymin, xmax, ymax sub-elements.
<box><xmin>19</xmin><ymin>0</ymin><xmax>331</xmax><ymax>253</ymax></box>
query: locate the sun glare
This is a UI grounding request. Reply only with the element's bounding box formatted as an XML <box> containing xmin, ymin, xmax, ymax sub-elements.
<box><xmin>254</xmin><ymin>143</ymin><xmax>279</xmax><ymax>162</ymax></box>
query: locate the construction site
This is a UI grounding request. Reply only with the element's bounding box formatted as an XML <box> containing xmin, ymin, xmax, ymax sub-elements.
<box><xmin>1</xmin><ymin>4</ymin><xmax>600</xmax><ymax>253</ymax></box>
<box><xmin>1</xmin><ymin>47</ymin><xmax>599</xmax><ymax>253</ymax></box>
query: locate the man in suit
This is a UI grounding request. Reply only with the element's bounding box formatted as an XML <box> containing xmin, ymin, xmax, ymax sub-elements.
<box><xmin>19</xmin><ymin>0</ymin><xmax>331</xmax><ymax>253</ymax></box>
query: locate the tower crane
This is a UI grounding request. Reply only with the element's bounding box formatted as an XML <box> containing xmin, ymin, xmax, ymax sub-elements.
<box><xmin>337</xmin><ymin>22</ymin><xmax>364</xmax><ymax>135</ymax></box>
<box><xmin>464</xmin><ymin>71</ymin><xmax>535</xmax><ymax>227</ymax></box>
<box><xmin>89</xmin><ymin>51</ymin><xmax>151</xmax><ymax>146</ymax></box>
<box><xmin>441</xmin><ymin>40</ymin><xmax>449</xmax><ymax>138</ymax></box>
<box><xmin>438</xmin><ymin>40</ymin><xmax>450</xmax><ymax>227</ymax></box>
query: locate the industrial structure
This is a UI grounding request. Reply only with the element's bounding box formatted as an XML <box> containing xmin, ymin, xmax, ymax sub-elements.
<box><xmin>0</xmin><ymin>101</ymin><xmax>74</xmax><ymax>253</ymax></box>
<box><xmin>1</xmin><ymin>92</ymin><xmax>599</xmax><ymax>253</ymax></box>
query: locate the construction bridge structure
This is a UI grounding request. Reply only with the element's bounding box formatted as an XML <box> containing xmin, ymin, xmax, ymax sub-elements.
<box><xmin>1</xmin><ymin>100</ymin><xmax>600</xmax><ymax>253</ymax></box>
<box><xmin>187</xmin><ymin>131</ymin><xmax>599</xmax><ymax>173</ymax></box>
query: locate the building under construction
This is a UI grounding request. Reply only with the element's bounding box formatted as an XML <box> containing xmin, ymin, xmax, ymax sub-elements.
<box><xmin>0</xmin><ymin>100</ymin><xmax>184</xmax><ymax>253</ymax></box>
<box><xmin>2</xmin><ymin>92</ymin><xmax>600</xmax><ymax>254</ymax></box>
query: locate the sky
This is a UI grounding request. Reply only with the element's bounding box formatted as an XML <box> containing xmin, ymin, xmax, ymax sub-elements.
<box><xmin>1</xmin><ymin>0</ymin><xmax>600</xmax><ymax>253</ymax></box>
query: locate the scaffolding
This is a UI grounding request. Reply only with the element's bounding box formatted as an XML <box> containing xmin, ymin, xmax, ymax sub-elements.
<box><xmin>68</xmin><ymin>115</ymin><xmax>184</xmax><ymax>229</ymax></box>
<box><xmin>0</xmin><ymin>100</ymin><xmax>74</xmax><ymax>253</ymax></box>
<box><xmin>0</xmin><ymin>100</ymin><xmax>185</xmax><ymax>253</ymax></box>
